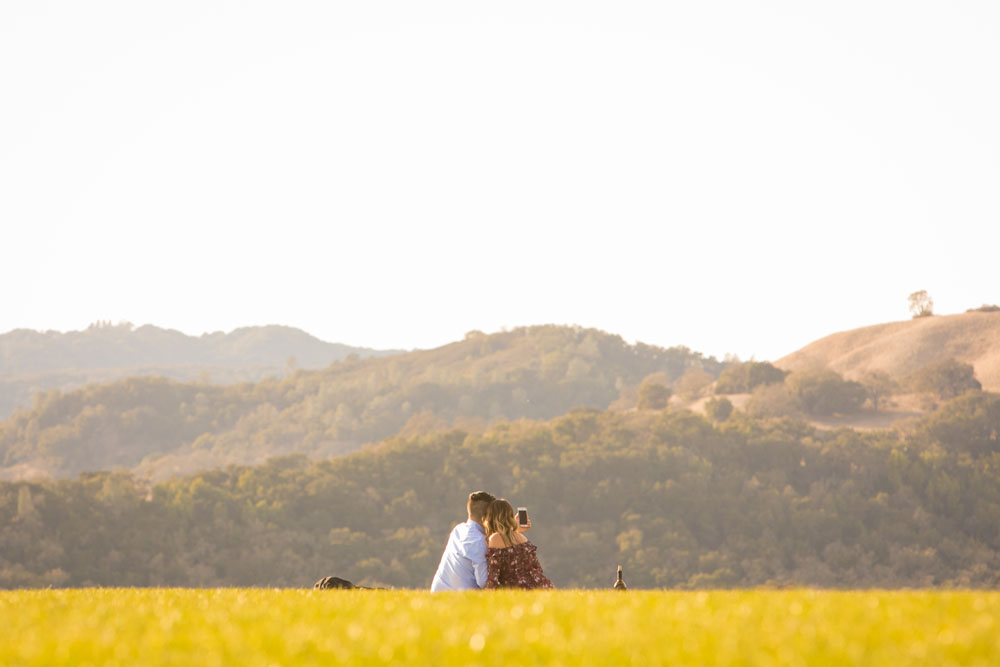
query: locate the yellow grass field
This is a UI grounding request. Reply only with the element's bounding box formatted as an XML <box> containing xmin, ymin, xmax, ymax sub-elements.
<box><xmin>2</xmin><ymin>589</ymin><xmax>999</xmax><ymax>666</ymax></box>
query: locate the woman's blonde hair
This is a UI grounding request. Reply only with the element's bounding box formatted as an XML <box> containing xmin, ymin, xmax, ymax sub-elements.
<box><xmin>484</xmin><ymin>498</ymin><xmax>519</xmax><ymax>547</ymax></box>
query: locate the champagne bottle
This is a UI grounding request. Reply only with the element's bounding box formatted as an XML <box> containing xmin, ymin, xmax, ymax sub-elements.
<box><xmin>614</xmin><ymin>565</ymin><xmax>627</xmax><ymax>591</ymax></box>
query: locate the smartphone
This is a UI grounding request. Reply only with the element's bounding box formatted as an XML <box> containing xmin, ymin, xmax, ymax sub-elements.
<box><xmin>517</xmin><ymin>507</ymin><xmax>528</xmax><ymax>526</ymax></box>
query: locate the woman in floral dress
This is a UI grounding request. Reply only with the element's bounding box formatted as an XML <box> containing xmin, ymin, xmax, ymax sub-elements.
<box><xmin>483</xmin><ymin>499</ymin><xmax>554</xmax><ymax>589</ymax></box>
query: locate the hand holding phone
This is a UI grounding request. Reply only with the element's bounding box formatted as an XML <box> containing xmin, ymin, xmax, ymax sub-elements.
<box><xmin>517</xmin><ymin>507</ymin><xmax>529</xmax><ymax>527</ymax></box>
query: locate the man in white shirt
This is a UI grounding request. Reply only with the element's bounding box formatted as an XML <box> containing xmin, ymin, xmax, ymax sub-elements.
<box><xmin>430</xmin><ymin>491</ymin><xmax>496</xmax><ymax>591</ymax></box>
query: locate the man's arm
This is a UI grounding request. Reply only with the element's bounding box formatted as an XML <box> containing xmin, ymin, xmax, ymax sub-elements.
<box><xmin>467</xmin><ymin>535</ymin><xmax>489</xmax><ymax>588</ymax></box>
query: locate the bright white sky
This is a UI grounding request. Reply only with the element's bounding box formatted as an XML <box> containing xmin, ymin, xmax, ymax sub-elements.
<box><xmin>2</xmin><ymin>1</ymin><xmax>998</xmax><ymax>361</ymax></box>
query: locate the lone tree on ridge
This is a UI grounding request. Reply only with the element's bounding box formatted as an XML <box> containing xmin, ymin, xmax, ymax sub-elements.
<box><xmin>908</xmin><ymin>290</ymin><xmax>934</xmax><ymax>318</ymax></box>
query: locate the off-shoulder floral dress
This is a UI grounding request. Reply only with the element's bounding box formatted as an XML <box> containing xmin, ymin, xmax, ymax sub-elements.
<box><xmin>485</xmin><ymin>541</ymin><xmax>554</xmax><ymax>590</ymax></box>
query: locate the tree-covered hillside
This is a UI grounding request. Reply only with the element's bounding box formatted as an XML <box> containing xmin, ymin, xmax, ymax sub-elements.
<box><xmin>0</xmin><ymin>326</ymin><xmax>723</xmax><ymax>480</ymax></box>
<box><xmin>2</xmin><ymin>392</ymin><xmax>998</xmax><ymax>589</ymax></box>
<box><xmin>0</xmin><ymin>322</ymin><xmax>400</xmax><ymax>418</ymax></box>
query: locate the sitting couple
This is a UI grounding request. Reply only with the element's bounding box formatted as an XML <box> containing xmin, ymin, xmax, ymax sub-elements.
<box><xmin>430</xmin><ymin>491</ymin><xmax>554</xmax><ymax>591</ymax></box>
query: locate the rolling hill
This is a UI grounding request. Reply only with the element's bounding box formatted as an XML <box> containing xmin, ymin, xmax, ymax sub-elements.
<box><xmin>0</xmin><ymin>325</ymin><xmax>724</xmax><ymax>481</ymax></box>
<box><xmin>775</xmin><ymin>311</ymin><xmax>1000</xmax><ymax>392</ymax></box>
<box><xmin>0</xmin><ymin>322</ymin><xmax>402</xmax><ymax>419</ymax></box>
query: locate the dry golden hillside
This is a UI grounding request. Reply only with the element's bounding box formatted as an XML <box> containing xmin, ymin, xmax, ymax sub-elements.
<box><xmin>776</xmin><ymin>311</ymin><xmax>1000</xmax><ymax>392</ymax></box>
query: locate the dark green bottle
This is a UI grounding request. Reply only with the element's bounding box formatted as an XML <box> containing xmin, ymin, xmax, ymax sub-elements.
<box><xmin>614</xmin><ymin>565</ymin><xmax>627</xmax><ymax>591</ymax></box>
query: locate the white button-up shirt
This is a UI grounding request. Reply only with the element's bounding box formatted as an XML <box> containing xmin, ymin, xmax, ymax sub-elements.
<box><xmin>430</xmin><ymin>520</ymin><xmax>488</xmax><ymax>591</ymax></box>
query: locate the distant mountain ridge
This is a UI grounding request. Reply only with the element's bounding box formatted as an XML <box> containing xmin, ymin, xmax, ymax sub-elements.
<box><xmin>0</xmin><ymin>322</ymin><xmax>403</xmax><ymax>418</ymax></box>
<box><xmin>0</xmin><ymin>325</ymin><xmax>724</xmax><ymax>481</ymax></box>
<box><xmin>775</xmin><ymin>311</ymin><xmax>1000</xmax><ymax>391</ymax></box>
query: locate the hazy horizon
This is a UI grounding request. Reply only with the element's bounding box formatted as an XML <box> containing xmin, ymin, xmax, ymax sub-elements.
<box><xmin>4</xmin><ymin>1</ymin><xmax>998</xmax><ymax>362</ymax></box>
<box><xmin>0</xmin><ymin>308</ymin><xmax>991</xmax><ymax>364</ymax></box>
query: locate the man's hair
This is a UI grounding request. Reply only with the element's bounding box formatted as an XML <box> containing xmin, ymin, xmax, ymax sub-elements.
<box><xmin>467</xmin><ymin>491</ymin><xmax>496</xmax><ymax>522</ymax></box>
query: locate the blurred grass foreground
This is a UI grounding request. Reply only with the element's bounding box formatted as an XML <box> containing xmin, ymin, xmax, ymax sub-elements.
<box><xmin>2</xmin><ymin>589</ymin><xmax>999</xmax><ymax>666</ymax></box>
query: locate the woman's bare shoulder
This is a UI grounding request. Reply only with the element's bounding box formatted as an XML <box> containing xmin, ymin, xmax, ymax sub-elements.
<box><xmin>487</xmin><ymin>533</ymin><xmax>507</xmax><ymax>548</ymax></box>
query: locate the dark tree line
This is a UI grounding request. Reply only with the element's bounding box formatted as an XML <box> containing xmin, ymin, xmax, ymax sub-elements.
<box><xmin>716</xmin><ymin>359</ymin><xmax>983</xmax><ymax>419</ymax></box>
<box><xmin>3</xmin><ymin>392</ymin><xmax>999</xmax><ymax>589</ymax></box>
